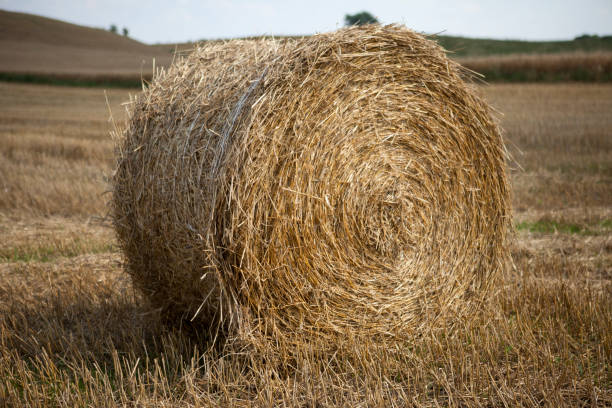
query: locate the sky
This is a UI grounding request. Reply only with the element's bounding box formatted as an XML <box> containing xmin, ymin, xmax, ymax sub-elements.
<box><xmin>1</xmin><ymin>0</ymin><xmax>611</xmax><ymax>44</ymax></box>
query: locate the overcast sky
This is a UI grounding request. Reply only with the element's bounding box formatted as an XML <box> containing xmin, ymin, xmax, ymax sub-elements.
<box><xmin>2</xmin><ymin>0</ymin><xmax>611</xmax><ymax>44</ymax></box>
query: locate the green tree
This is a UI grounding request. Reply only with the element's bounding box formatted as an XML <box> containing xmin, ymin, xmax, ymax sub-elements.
<box><xmin>109</xmin><ymin>24</ymin><xmax>118</xmax><ymax>34</ymax></box>
<box><xmin>122</xmin><ymin>27</ymin><xmax>129</xmax><ymax>37</ymax></box>
<box><xmin>344</xmin><ymin>11</ymin><xmax>378</xmax><ymax>26</ymax></box>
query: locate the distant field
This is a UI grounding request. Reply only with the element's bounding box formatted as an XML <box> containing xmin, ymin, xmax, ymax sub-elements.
<box><xmin>0</xmin><ymin>82</ymin><xmax>610</xmax><ymax>406</ymax></box>
<box><xmin>435</xmin><ymin>34</ymin><xmax>612</xmax><ymax>57</ymax></box>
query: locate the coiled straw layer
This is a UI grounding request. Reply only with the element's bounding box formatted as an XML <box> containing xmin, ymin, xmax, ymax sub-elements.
<box><xmin>112</xmin><ymin>25</ymin><xmax>510</xmax><ymax>345</ymax></box>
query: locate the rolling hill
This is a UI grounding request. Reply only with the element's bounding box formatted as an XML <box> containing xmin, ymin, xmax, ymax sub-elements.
<box><xmin>0</xmin><ymin>9</ymin><xmax>174</xmax><ymax>82</ymax></box>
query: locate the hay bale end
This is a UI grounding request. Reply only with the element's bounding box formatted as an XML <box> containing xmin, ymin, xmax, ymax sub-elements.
<box><xmin>112</xmin><ymin>25</ymin><xmax>511</xmax><ymax>345</ymax></box>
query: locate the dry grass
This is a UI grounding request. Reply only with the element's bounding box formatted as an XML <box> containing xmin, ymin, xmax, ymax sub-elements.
<box><xmin>0</xmin><ymin>76</ymin><xmax>610</xmax><ymax>406</ymax></box>
<box><xmin>482</xmin><ymin>83</ymin><xmax>612</xmax><ymax>213</ymax></box>
<box><xmin>0</xmin><ymin>82</ymin><xmax>126</xmax><ymax>217</ymax></box>
<box><xmin>0</xmin><ymin>217</ymin><xmax>115</xmax><ymax>262</ymax></box>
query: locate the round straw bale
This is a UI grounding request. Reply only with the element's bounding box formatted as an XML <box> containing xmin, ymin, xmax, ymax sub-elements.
<box><xmin>112</xmin><ymin>25</ymin><xmax>510</xmax><ymax>343</ymax></box>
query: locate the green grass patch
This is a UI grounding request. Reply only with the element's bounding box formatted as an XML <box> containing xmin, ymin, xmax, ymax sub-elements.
<box><xmin>0</xmin><ymin>240</ymin><xmax>117</xmax><ymax>263</ymax></box>
<box><xmin>516</xmin><ymin>219</ymin><xmax>612</xmax><ymax>235</ymax></box>
<box><xmin>434</xmin><ymin>34</ymin><xmax>612</xmax><ymax>58</ymax></box>
<box><xmin>517</xmin><ymin>220</ymin><xmax>583</xmax><ymax>234</ymax></box>
<box><xmin>598</xmin><ymin>219</ymin><xmax>612</xmax><ymax>229</ymax></box>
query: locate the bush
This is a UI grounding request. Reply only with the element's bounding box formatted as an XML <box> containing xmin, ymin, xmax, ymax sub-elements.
<box><xmin>344</xmin><ymin>11</ymin><xmax>378</xmax><ymax>26</ymax></box>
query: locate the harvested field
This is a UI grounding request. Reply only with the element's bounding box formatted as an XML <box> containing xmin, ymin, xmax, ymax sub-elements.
<box><xmin>0</xmin><ymin>80</ymin><xmax>610</xmax><ymax>406</ymax></box>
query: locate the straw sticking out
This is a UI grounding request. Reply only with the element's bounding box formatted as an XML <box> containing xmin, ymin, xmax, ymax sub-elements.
<box><xmin>112</xmin><ymin>25</ymin><xmax>511</xmax><ymax>347</ymax></box>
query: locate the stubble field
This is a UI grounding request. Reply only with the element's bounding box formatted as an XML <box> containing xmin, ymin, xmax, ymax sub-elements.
<box><xmin>0</xmin><ymin>81</ymin><xmax>610</xmax><ymax>406</ymax></box>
